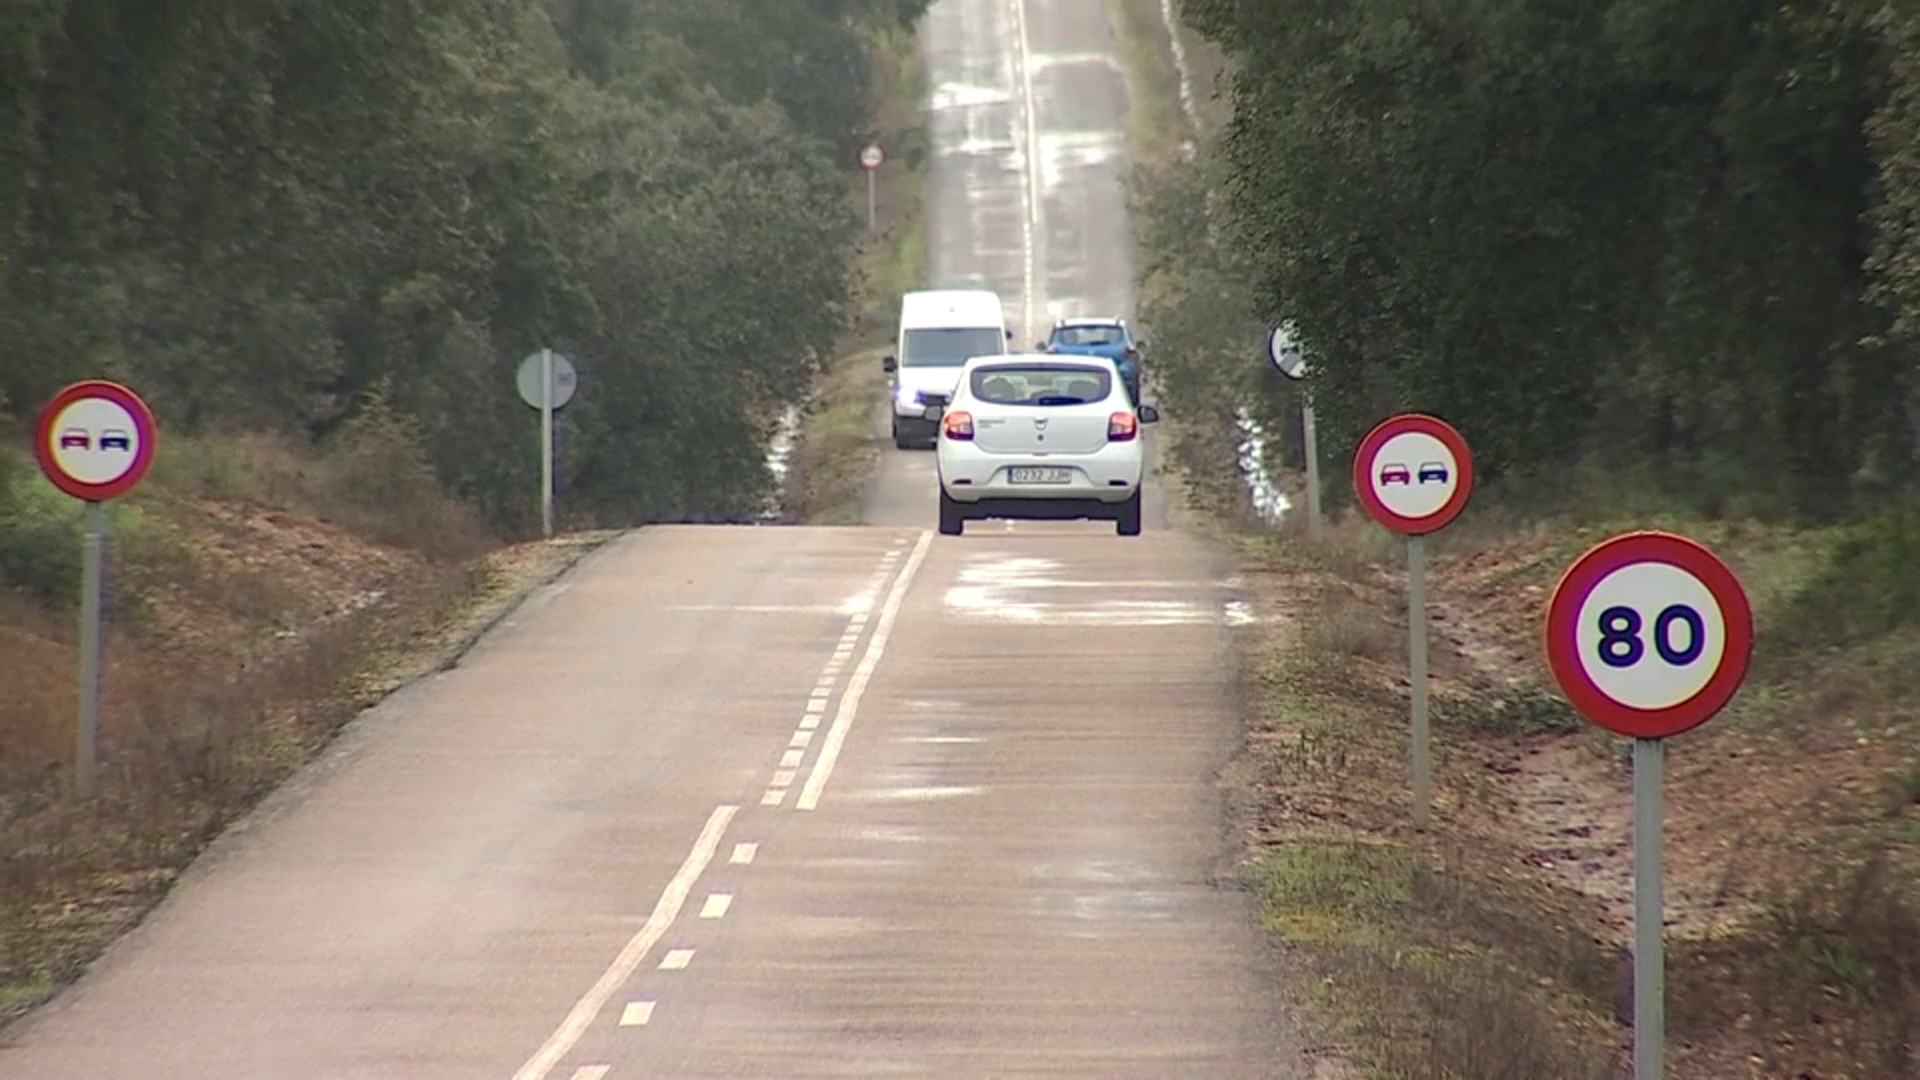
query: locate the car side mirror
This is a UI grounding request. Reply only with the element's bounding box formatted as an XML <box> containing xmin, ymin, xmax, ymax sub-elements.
<box><xmin>1138</xmin><ymin>404</ymin><xmax>1160</xmax><ymax>424</ymax></box>
<box><xmin>881</xmin><ymin>355</ymin><xmax>897</xmax><ymax>373</ymax></box>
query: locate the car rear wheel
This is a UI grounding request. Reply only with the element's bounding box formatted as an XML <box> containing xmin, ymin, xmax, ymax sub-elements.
<box><xmin>1115</xmin><ymin>490</ymin><xmax>1142</xmax><ymax>536</ymax></box>
<box><xmin>938</xmin><ymin>490</ymin><xmax>965</xmax><ymax>535</ymax></box>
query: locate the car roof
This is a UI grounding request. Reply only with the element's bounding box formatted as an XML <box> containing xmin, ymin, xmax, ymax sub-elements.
<box><xmin>900</xmin><ymin>289</ymin><xmax>1005</xmax><ymax>327</ymax></box>
<box><xmin>960</xmin><ymin>352</ymin><xmax>1120</xmax><ymax>373</ymax></box>
<box><xmin>1053</xmin><ymin>316</ymin><xmax>1126</xmax><ymax>327</ymax></box>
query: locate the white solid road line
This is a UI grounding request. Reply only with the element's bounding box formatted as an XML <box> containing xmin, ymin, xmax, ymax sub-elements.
<box><xmin>511</xmin><ymin>805</ymin><xmax>738</xmax><ymax>1080</ymax></box>
<box><xmin>797</xmin><ymin>530</ymin><xmax>935</xmax><ymax>811</ymax></box>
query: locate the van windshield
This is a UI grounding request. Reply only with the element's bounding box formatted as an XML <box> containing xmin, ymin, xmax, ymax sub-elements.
<box><xmin>901</xmin><ymin>327</ymin><xmax>1004</xmax><ymax>367</ymax></box>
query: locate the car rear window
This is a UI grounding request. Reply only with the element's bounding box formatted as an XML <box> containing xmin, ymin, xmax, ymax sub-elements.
<box><xmin>1055</xmin><ymin>326</ymin><xmax>1124</xmax><ymax>346</ymax></box>
<box><xmin>969</xmin><ymin>364</ymin><xmax>1112</xmax><ymax>406</ymax></box>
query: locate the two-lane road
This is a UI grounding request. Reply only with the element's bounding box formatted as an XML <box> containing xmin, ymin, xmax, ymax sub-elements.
<box><xmin>0</xmin><ymin>0</ymin><xmax>1305</xmax><ymax>1076</ymax></box>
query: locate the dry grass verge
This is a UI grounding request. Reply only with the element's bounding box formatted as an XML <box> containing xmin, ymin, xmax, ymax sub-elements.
<box><xmin>0</xmin><ymin>429</ymin><xmax>612</xmax><ymax>1025</ymax></box>
<box><xmin>781</xmin><ymin>23</ymin><xmax>926</xmax><ymax>524</ymax></box>
<box><xmin>1230</xmin><ymin>504</ymin><xmax>1920</xmax><ymax>1079</ymax></box>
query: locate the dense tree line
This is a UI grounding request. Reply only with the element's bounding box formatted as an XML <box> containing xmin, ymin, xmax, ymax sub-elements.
<box><xmin>1177</xmin><ymin>0</ymin><xmax>1920</xmax><ymax>521</ymax></box>
<box><xmin>1</xmin><ymin>0</ymin><xmax>927</xmax><ymax>531</ymax></box>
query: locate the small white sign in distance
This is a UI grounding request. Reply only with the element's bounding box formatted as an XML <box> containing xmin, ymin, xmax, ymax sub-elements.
<box><xmin>1365</xmin><ymin>430</ymin><xmax>1457</xmax><ymax>520</ymax></box>
<box><xmin>860</xmin><ymin>144</ymin><xmax>885</xmax><ymax>170</ymax></box>
<box><xmin>1573</xmin><ymin>561</ymin><xmax>1727</xmax><ymax>712</ymax></box>
<box><xmin>47</xmin><ymin>398</ymin><xmax>144</xmax><ymax>486</ymax></box>
<box><xmin>1266</xmin><ymin>323</ymin><xmax>1306</xmax><ymax>379</ymax></box>
<box><xmin>516</xmin><ymin>351</ymin><xmax>578</xmax><ymax>410</ymax></box>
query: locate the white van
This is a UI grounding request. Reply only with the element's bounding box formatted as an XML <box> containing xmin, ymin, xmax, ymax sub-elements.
<box><xmin>881</xmin><ymin>289</ymin><xmax>1011</xmax><ymax>449</ymax></box>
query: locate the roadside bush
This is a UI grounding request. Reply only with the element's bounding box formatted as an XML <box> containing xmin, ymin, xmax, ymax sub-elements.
<box><xmin>312</xmin><ymin>391</ymin><xmax>489</xmax><ymax>561</ymax></box>
<box><xmin>0</xmin><ymin>454</ymin><xmax>79</xmax><ymax>608</ymax></box>
<box><xmin>1774</xmin><ymin>496</ymin><xmax>1920</xmax><ymax>650</ymax></box>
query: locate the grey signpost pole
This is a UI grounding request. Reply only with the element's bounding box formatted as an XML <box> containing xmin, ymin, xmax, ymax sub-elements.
<box><xmin>1264</xmin><ymin>322</ymin><xmax>1321</xmax><ymax>539</ymax></box>
<box><xmin>1543</xmin><ymin>530</ymin><xmax>1754</xmax><ymax>1080</ymax></box>
<box><xmin>1407</xmin><ymin>534</ymin><xmax>1431</xmax><ymax>828</ymax></box>
<box><xmin>1301</xmin><ymin>398</ymin><xmax>1323</xmax><ymax>541</ymax></box>
<box><xmin>1352</xmin><ymin>412</ymin><xmax>1473</xmax><ymax>833</ymax></box>
<box><xmin>860</xmin><ymin>144</ymin><xmax>885</xmax><ymax>232</ymax></box>
<box><xmin>1633</xmin><ymin>737</ymin><xmax>1665</xmax><ymax>1078</ymax></box>
<box><xmin>34</xmin><ymin>378</ymin><xmax>159</xmax><ymax>799</ymax></box>
<box><xmin>76</xmin><ymin>501</ymin><xmax>106</xmax><ymax>797</ymax></box>
<box><xmin>518</xmin><ymin>348</ymin><xmax>576</xmax><ymax>539</ymax></box>
<box><xmin>540</xmin><ymin>347</ymin><xmax>555</xmax><ymax>538</ymax></box>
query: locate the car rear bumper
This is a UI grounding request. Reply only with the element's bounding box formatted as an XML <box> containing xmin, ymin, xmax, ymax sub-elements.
<box><xmin>948</xmin><ymin>496</ymin><xmax>1132</xmax><ymax>521</ymax></box>
<box><xmin>937</xmin><ymin>448</ymin><xmax>1142</xmax><ymax>503</ymax></box>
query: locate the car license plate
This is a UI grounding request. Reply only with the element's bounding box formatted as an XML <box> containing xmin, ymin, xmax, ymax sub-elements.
<box><xmin>1008</xmin><ymin>466</ymin><xmax>1071</xmax><ymax>484</ymax></box>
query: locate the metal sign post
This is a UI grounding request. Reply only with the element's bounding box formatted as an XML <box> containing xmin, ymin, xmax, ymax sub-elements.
<box><xmin>1300</xmin><ymin>398</ymin><xmax>1322</xmax><ymax>540</ymax></box>
<box><xmin>33</xmin><ymin>380</ymin><xmax>160</xmax><ymax>798</ymax></box>
<box><xmin>1265</xmin><ymin>323</ymin><xmax>1321</xmax><ymax>540</ymax></box>
<box><xmin>860</xmin><ymin>144</ymin><xmax>885</xmax><ymax>232</ymax></box>
<box><xmin>1406</xmin><ymin>532</ymin><xmax>1429</xmax><ymax>825</ymax></box>
<box><xmin>1351</xmin><ymin>412</ymin><xmax>1475</xmax><ymax>830</ymax></box>
<box><xmin>1545</xmin><ymin>531</ymin><xmax>1753</xmax><ymax>1080</ymax></box>
<box><xmin>77</xmin><ymin>502</ymin><xmax>106</xmax><ymax>796</ymax></box>
<box><xmin>1632</xmin><ymin>735</ymin><xmax>1665</xmax><ymax>1076</ymax></box>
<box><xmin>540</xmin><ymin>348</ymin><xmax>554</xmax><ymax>536</ymax></box>
<box><xmin>516</xmin><ymin>349</ymin><xmax>578</xmax><ymax>538</ymax></box>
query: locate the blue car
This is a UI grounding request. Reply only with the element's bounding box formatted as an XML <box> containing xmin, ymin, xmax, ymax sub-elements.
<box><xmin>1039</xmin><ymin>317</ymin><xmax>1143</xmax><ymax>404</ymax></box>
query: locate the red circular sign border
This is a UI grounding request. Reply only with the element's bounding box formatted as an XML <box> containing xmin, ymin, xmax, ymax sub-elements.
<box><xmin>33</xmin><ymin>379</ymin><xmax>159</xmax><ymax>502</ymax></box>
<box><xmin>1543</xmin><ymin>530</ymin><xmax>1754</xmax><ymax>740</ymax></box>
<box><xmin>1349</xmin><ymin>412</ymin><xmax>1475</xmax><ymax>535</ymax></box>
<box><xmin>859</xmin><ymin>145</ymin><xmax>885</xmax><ymax>171</ymax></box>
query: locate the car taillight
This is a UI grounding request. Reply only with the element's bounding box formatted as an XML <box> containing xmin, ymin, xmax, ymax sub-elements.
<box><xmin>944</xmin><ymin>410</ymin><xmax>974</xmax><ymax>440</ymax></box>
<box><xmin>1108</xmin><ymin>411</ymin><xmax>1137</xmax><ymax>441</ymax></box>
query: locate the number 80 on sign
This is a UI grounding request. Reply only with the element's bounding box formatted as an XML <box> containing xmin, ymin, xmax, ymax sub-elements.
<box><xmin>1545</xmin><ymin>531</ymin><xmax>1754</xmax><ymax>740</ymax></box>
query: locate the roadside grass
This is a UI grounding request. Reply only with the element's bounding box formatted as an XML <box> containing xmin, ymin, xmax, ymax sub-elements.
<box><xmin>786</xmin><ymin>348</ymin><xmax>889</xmax><ymax>525</ymax></box>
<box><xmin>0</xmin><ymin>428</ymin><xmax>611</xmax><ymax>1025</ymax></box>
<box><xmin>781</xmin><ymin>23</ymin><xmax>928</xmax><ymax>524</ymax></box>
<box><xmin>1108</xmin><ymin>2</ymin><xmax>1920</xmax><ymax>1075</ymax></box>
<box><xmin>1236</xmin><ymin>500</ymin><xmax>1920</xmax><ymax>1079</ymax></box>
<box><xmin>1107</xmin><ymin>0</ymin><xmax>1264</xmax><ymax>535</ymax></box>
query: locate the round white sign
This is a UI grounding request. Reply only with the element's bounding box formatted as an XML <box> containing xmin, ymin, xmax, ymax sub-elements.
<box><xmin>46</xmin><ymin>397</ymin><xmax>145</xmax><ymax>485</ymax></box>
<box><xmin>1573</xmin><ymin>561</ymin><xmax>1727</xmax><ymax>712</ymax></box>
<box><xmin>860</xmin><ymin>144</ymin><xmax>885</xmax><ymax>170</ymax></box>
<box><xmin>516</xmin><ymin>351</ymin><xmax>578</xmax><ymax>409</ymax></box>
<box><xmin>1364</xmin><ymin>431</ymin><xmax>1458</xmax><ymax>519</ymax></box>
<box><xmin>1267</xmin><ymin>324</ymin><xmax>1306</xmax><ymax>379</ymax></box>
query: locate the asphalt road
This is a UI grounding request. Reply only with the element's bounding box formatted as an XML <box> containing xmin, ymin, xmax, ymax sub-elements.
<box><xmin>0</xmin><ymin>1</ymin><xmax>1305</xmax><ymax>1076</ymax></box>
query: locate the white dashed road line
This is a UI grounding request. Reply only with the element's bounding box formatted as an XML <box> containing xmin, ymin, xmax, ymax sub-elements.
<box><xmin>511</xmin><ymin>805</ymin><xmax>737</xmax><ymax>1080</ymax></box>
<box><xmin>519</xmin><ymin>532</ymin><xmax>928</xmax><ymax>1074</ymax></box>
<box><xmin>797</xmin><ymin>530</ymin><xmax>935</xmax><ymax>811</ymax></box>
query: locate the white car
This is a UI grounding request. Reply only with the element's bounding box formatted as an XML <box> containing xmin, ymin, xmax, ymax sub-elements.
<box><xmin>934</xmin><ymin>354</ymin><xmax>1160</xmax><ymax>536</ymax></box>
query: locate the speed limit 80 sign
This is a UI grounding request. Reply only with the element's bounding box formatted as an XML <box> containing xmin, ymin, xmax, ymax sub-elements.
<box><xmin>1545</xmin><ymin>531</ymin><xmax>1753</xmax><ymax>740</ymax></box>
